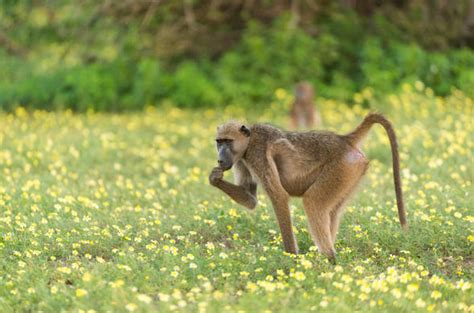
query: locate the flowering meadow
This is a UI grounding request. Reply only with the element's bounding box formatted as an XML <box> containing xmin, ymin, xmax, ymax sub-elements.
<box><xmin>0</xmin><ymin>85</ymin><xmax>472</xmax><ymax>312</ymax></box>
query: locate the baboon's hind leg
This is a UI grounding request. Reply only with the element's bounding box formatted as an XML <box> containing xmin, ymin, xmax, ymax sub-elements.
<box><xmin>329</xmin><ymin>161</ymin><xmax>369</xmax><ymax>244</ymax></box>
<box><xmin>330</xmin><ymin>202</ymin><xmax>345</xmax><ymax>245</ymax></box>
<box><xmin>303</xmin><ymin>157</ymin><xmax>368</xmax><ymax>261</ymax></box>
<box><xmin>302</xmin><ymin>197</ymin><xmax>336</xmax><ymax>261</ymax></box>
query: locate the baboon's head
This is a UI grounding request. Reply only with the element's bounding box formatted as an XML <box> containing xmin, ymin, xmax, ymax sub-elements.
<box><xmin>214</xmin><ymin>121</ymin><xmax>251</xmax><ymax>171</ymax></box>
<box><xmin>295</xmin><ymin>81</ymin><xmax>314</xmax><ymax>101</ymax></box>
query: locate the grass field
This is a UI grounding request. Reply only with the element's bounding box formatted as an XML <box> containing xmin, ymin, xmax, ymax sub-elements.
<box><xmin>0</xmin><ymin>86</ymin><xmax>472</xmax><ymax>312</ymax></box>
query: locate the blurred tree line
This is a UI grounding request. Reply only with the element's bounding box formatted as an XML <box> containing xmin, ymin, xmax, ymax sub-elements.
<box><xmin>0</xmin><ymin>0</ymin><xmax>473</xmax><ymax>111</ymax></box>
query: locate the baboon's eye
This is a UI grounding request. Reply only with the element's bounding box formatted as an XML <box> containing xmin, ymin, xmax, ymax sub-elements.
<box><xmin>216</xmin><ymin>139</ymin><xmax>233</xmax><ymax>144</ymax></box>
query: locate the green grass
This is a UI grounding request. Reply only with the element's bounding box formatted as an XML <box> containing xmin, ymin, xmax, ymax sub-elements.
<box><xmin>0</xmin><ymin>87</ymin><xmax>472</xmax><ymax>312</ymax></box>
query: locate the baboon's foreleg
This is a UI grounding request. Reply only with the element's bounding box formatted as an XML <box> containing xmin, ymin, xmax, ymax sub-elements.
<box><xmin>264</xmin><ymin>151</ymin><xmax>299</xmax><ymax>254</ymax></box>
<box><xmin>214</xmin><ymin>180</ymin><xmax>257</xmax><ymax>210</ymax></box>
<box><xmin>209</xmin><ymin>167</ymin><xmax>257</xmax><ymax>210</ymax></box>
<box><xmin>268</xmin><ymin>192</ymin><xmax>298</xmax><ymax>254</ymax></box>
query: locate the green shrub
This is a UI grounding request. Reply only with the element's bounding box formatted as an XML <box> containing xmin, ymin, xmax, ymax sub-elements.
<box><xmin>215</xmin><ymin>19</ymin><xmax>325</xmax><ymax>105</ymax></box>
<box><xmin>169</xmin><ymin>62</ymin><xmax>222</xmax><ymax>108</ymax></box>
<box><xmin>124</xmin><ymin>58</ymin><xmax>167</xmax><ymax>108</ymax></box>
<box><xmin>359</xmin><ymin>38</ymin><xmax>398</xmax><ymax>95</ymax></box>
<box><xmin>450</xmin><ymin>49</ymin><xmax>474</xmax><ymax>98</ymax></box>
<box><xmin>424</xmin><ymin>53</ymin><xmax>452</xmax><ymax>96</ymax></box>
<box><xmin>0</xmin><ymin>73</ymin><xmax>60</xmax><ymax>110</ymax></box>
<box><xmin>61</xmin><ymin>65</ymin><xmax>119</xmax><ymax>111</ymax></box>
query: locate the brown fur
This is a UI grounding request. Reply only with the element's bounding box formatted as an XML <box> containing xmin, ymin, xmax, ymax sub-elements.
<box><xmin>209</xmin><ymin>113</ymin><xmax>407</xmax><ymax>261</ymax></box>
<box><xmin>290</xmin><ymin>81</ymin><xmax>322</xmax><ymax>129</ymax></box>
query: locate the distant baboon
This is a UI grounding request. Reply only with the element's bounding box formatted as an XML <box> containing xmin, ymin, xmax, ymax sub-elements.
<box><xmin>209</xmin><ymin>113</ymin><xmax>407</xmax><ymax>262</ymax></box>
<box><xmin>290</xmin><ymin>81</ymin><xmax>322</xmax><ymax>129</ymax></box>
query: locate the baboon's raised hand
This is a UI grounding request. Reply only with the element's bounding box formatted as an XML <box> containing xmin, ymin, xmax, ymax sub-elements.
<box><xmin>209</xmin><ymin>166</ymin><xmax>224</xmax><ymax>186</ymax></box>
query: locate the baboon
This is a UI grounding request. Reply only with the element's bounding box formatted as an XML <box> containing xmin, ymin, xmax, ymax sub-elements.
<box><xmin>209</xmin><ymin>113</ymin><xmax>407</xmax><ymax>262</ymax></box>
<box><xmin>290</xmin><ymin>81</ymin><xmax>322</xmax><ymax>129</ymax></box>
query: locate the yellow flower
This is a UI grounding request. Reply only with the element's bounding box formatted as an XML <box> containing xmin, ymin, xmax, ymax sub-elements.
<box><xmin>205</xmin><ymin>242</ymin><xmax>215</xmax><ymax>250</ymax></box>
<box><xmin>341</xmin><ymin>275</ymin><xmax>353</xmax><ymax>284</ymax></box>
<box><xmin>407</xmin><ymin>284</ymin><xmax>419</xmax><ymax>292</ymax></box>
<box><xmin>415</xmin><ymin>298</ymin><xmax>426</xmax><ymax>308</ymax></box>
<box><xmin>125</xmin><ymin>303</ymin><xmax>137</xmax><ymax>312</ymax></box>
<box><xmin>359</xmin><ymin>293</ymin><xmax>368</xmax><ymax>301</ymax></box>
<box><xmin>353</xmin><ymin>225</ymin><xmax>362</xmax><ymax>232</ymax></box>
<box><xmin>110</xmin><ymin>279</ymin><xmax>125</xmax><ymax>288</ymax></box>
<box><xmin>158</xmin><ymin>293</ymin><xmax>170</xmax><ymax>302</ymax></box>
<box><xmin>137</xmin><ymin>294</ymin><xmax>152</xmax><ymax>304</ymax></box>
<box><xmin>431</xmin><ymin>290</ymin><xmax>442</xmax><ymax>299</ymax></box>
<box><xmin>82</xmin><ymin>272</ymin><xmax>92</xmax><ymax>282</ymax></box>
<box><xmin>456</xmin><ymin>280</ymin><xmax>471</xmax><ymax>291</ymax></box>
<box><xmin>391</xmin><ymin>288</ymin><xmax>402</xmax><ymax>299</ymax></box>
<box><xmin>415</xmin><ymin>80</ymin><xmax>425</xmax><ymax>91</ymax></box>
<box><xmin>301</xmin><ymin>259</ymin><xmax>312</xmax><ymax>269</ymax></box>
<box><xmin>294</xmin><ymin>271</ymin><xmax>306</xmax><ymax>281</ymax></box>
<box><xmin>213</xmin><ymin>290</ymin><xmax>224</xmax><ymax>300</ymax></box>
<box><xmin>275</xmin><ymin>88</ymin><xmax>287</xmax><ymax>100</ymax></box>
<box><xmin>58</xmin><ymin>267</ymin><xmax>71</xmax><ymax>274</ymax></box>
<box><xmin>228</xmin><ymin>208</ymin><xmax>238</xmax><ymax>217</ymax></box>
<box><xmin>75</xmin><ymin>288</ymin><xmax>88</xmax><ymax>298</ymax></box>
<box><xmin>246</xmin><ymin>282</ymin><xmax>258</xmax><ymax>293</ymax></box>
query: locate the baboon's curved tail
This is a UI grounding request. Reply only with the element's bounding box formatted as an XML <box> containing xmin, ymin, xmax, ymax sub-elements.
<box><xmin>346</xmin><ymin>113</ymin><xmax>408</xmax><ymax>231</ymax></box>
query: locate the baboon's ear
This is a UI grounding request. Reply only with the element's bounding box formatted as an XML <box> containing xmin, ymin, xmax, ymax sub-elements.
<box><xmin>240</xmin><ymin>125</ymin><xmax>251</xmax><ymax>137</ymax></box>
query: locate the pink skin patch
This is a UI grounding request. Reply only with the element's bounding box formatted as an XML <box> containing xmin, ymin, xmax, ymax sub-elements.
<box><xmin>346</xmin><ymin>148</ymin><xmax>365</xmax><ymax>164</ymax></box>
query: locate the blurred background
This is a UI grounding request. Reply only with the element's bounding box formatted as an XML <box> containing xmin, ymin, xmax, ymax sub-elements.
<box><xmin>0</xmin><ymin>0</ymin><xmax>473</xmax><ymax>112</ymax></box>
